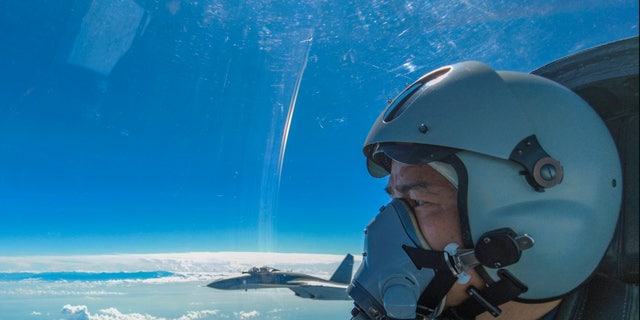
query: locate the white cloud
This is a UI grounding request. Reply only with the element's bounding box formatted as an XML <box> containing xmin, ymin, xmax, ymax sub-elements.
<box><xmin>175</xmin><ymin>310</ymin><xmax>222</xmax><ymax>320</ymax></box>
<box><xmin>61</xmin><ymin>305</ymin><xmax>91</xmax><ymax>320</ymax></box>
<box><xmin>61</xmin><ymin>305</ymin><xmax>162</xmax><ymax>320</ymax></box>
<box><xmin>234</xmin><ymin>310</ymin><xmax>260</xmax><ymax>319</ymax></box>
<box><xmin>94</xmin><ymin>307</ymin><xmax>162</xmax><ymax>320</ymax></box>
<box><xmin>60</xmin><ymin>305</ymin><xmax>226</xmax><ymax>320</ymax></box>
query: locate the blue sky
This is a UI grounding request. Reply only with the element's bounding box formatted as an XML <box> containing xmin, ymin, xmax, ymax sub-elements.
<box><xmin>0</xmin><ymin>0</ymin><xmax>637</xmax><ymax>255</ymax></box>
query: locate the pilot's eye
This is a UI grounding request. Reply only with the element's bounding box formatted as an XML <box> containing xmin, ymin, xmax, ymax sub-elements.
<box><xmin>412</xmin><ymin>199</ymin><xmax>426</xmax><ymax>207</ymax></box>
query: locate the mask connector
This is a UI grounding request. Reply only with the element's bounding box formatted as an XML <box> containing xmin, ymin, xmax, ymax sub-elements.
<box><xmin>444</xmin><ymin>243</ymin><xmax>480</xmax><ymax>284</ymax></box>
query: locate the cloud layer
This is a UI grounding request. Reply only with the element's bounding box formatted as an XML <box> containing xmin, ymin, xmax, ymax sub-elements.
<box><xmin>2</xmin><ymin>252</ymin><xmax>358</xmax><ymax>320</ymax></box>
<box><xmin>61</xmin><ymin>304</ymin><xmax>225</xmax><ymax>320</ymax></box>
<box><xmin>0</xmin><ymin>251</ymin><xmax>359</xmax><ymax>277</ymax></box>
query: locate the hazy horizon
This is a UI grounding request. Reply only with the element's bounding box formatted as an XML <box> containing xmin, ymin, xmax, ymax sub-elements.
<box><xmin>0</xmin><ymin>251</ymin><xmax>360</xmax><ymax>319</ymax></box>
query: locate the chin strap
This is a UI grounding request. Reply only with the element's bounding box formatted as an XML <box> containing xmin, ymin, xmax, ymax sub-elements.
<box><xmin>445</xmin><ymin>269</ymin><xmax>528</xmax><ymax>319</ymax></box>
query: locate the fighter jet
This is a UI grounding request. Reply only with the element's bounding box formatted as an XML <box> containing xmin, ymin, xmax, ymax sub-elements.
<box><xmin>207</xmin><ymin>254</ymin><xmax>354</xmax><ymax>300</ymax></box>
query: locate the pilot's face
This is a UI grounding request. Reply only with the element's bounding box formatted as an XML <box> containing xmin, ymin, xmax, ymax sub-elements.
<box><xmin>385</xmin><ymin>160</ymin><xmax>484</xmax><ymax>307</ymax></box>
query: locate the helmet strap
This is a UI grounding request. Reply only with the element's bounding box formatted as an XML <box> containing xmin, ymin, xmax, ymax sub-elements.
<box><xmin>446</xmin><ymin>269</ymin><xmax>528</xmax><ymax>319</ymax></box>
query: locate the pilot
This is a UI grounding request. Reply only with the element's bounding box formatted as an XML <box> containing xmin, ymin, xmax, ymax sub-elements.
<box><xmin>347</xmin><ymin>61</ymin><xmax>623</xmax><ymax>319</ymax></box>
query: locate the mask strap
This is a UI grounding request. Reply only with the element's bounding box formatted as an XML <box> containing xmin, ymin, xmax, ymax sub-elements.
<box><xmin>402</xmin><ymin>245</ymin><xmax>458</xmax><ymax>312</ymax></box>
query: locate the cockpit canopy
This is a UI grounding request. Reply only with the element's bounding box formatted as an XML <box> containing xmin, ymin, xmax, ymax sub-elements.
<box><xmin>243</xmin><ymin>266</ymin><xmax>280</xmax><ymax>274</ymax></box>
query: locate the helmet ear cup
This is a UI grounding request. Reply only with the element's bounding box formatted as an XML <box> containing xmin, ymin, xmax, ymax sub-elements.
<box><xmin>460</xmin><ymin>151</ymin><xmax>619</xmax><ymax>301</ymax></box>
<box><xmin>457</xmin><ymin>70</ymin><xmax>622</xmax><ymax>300</ymax></box>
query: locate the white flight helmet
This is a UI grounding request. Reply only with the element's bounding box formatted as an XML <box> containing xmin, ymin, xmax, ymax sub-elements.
<box><xmin>363</xmin><ymin>61</ymin><xmax>622</xmax><ymax>301</ymax></box>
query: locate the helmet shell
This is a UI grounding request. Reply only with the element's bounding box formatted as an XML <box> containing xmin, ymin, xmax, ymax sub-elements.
<box><xmin>364</xmin><ymin>61</ymin><xmax>622</xmax><ymax>300</ymax></box>
<box><xmin>365</xmin><ymin>61</ymin><xmax>534</xmax><ymax>177</ymax></box>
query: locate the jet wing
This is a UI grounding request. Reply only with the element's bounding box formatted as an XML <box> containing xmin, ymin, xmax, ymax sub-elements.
<box><xmin>287</xmin><ymin>280</ymin><xmax>347</xmax><ymax>288</ymax></box>
<box><xmin>286</xmin><ymin>280</ymin><xmax>351</xmax><ymax>300</ymax></box>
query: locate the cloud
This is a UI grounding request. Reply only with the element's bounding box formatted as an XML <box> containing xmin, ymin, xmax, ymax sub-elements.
<box><xmin>94</xmin><ymin>308</ymin><xmax>162</xmax><ymax>320</ymax></box>
<box><xmin>60</xmin><ymin>305</ymin><xmax>223</xmax><ymax>320</ymax></box>
<box><xmin>234</xmin><ymin>310</ymin><xmax>260</xmax><ymax>319</ymax></box>
<box><xmin>175</xmin><ymin>310</ymin><xmax>222</xmax><ymax>320</ymax></box>
<box><xmin>61</xmin><ymin>305</ymin><xmax>91</xmax><ymax>320</ymax></box>
<box><xmin>61</xmin><ymin>305</ymin><xmax>161</xmax><ymax>320</ymax></box>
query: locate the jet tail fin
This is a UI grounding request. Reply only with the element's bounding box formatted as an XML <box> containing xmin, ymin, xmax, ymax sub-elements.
<box><xmin>329</xmin><ymin>254</ymin><xmax>354</xmax><ymax>284</ymax></box>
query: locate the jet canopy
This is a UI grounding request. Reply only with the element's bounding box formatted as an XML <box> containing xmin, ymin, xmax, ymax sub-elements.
<box><xmin>243</xmin><ymin>267</ymin><xmax>280</xmax><ymax>274</ymax></box>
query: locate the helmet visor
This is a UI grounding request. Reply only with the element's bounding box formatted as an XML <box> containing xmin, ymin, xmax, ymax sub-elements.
<box><xmin>366</xmin><ymin>143</ymin><xmax>459</xmax><ymax>177</ymax></box>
